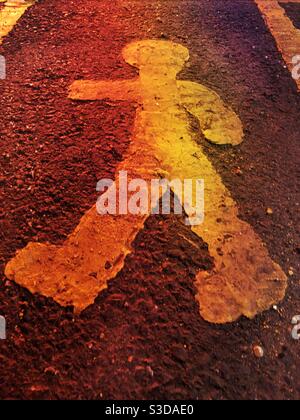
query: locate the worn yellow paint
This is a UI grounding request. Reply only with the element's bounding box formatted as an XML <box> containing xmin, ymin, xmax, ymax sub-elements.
<box><xmin>5</xmin><ymin>40</ymin><xmax>287</xmax><ymax>323</ymax></box>
<box><xmin>0</xmin><ymin>1</ymin><xmax>35</xmax><ymax>44</ymax></box>
<box><xmin>256</xmin><ymin>0</ymin><xmax>300</xmax><ymax>90</ymax></box>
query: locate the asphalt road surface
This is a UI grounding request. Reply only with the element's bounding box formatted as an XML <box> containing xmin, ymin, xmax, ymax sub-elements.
<box><xmin>0</xmin><ymin>0</ymin><xmax>299</xmax><ymax>400</ymax></box>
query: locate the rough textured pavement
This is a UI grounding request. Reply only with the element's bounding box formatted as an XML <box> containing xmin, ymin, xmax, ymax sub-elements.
<box><xmin>0</xmin><ymin>0</ymin><xmax>299</xmax><ymax>400</ymax></box>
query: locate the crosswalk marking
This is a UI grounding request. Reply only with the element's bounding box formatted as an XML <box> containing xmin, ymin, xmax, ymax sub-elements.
<box><xmin>0</xmin><ymin>0</ymin><xmax>35</xmax><ymax>45</ymax></box>
<box><xmin>255</xmin><ymin>0</ymin><xmax>300</xmax><ymax>90</ymax></box>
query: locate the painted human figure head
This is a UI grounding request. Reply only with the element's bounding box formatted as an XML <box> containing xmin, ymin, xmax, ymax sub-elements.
<box><xmin>122</xmin><ymin>40</ymin><xmax>190</xmax><ymax>76</ymax></box>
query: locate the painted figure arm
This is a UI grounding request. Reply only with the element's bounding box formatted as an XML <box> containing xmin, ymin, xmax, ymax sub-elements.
<box><xmin>179</xmin><ymin>81</ymin><xmax>244</xmax><ymax>146</ymax></box>
<box><xmin>68</xmin><ymin>79</ymin><xmax>141</xmax><ymax>102</ymax></box>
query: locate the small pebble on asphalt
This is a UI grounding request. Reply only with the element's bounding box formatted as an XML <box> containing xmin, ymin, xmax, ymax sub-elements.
<box><xmin>253</xmin><ymin>345</ymin><xmax>264</xmax><ymax>359</ymax></box>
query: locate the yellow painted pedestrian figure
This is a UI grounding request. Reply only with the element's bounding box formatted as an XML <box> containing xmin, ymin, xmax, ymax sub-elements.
<box><xmin>5</xmin><ymin>40</ymin><xmax>287</xmax><ymax>323</ymax></box>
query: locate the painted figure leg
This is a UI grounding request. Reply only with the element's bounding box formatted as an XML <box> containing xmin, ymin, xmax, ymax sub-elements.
<box><xmin>161</xmin><ymin>135</ymin><xmax>287</xmax><ymax>323</ymax></box>
<box><xmin>5</xmin><ymin>129</ymin><xmax>160</xmax><ymax>313</ymax></box>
